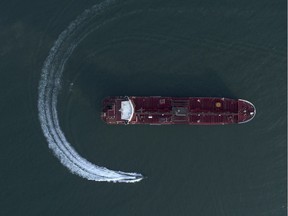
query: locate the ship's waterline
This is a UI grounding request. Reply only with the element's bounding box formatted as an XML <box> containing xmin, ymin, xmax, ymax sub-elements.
<box><xmin>101</xmin><ymin>96</ymin><xmax>256</xmax><ymax>125</ymax></box>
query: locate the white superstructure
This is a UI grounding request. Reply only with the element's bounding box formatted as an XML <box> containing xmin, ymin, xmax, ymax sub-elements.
<box><xmin>120</xmin><ymin>99</ymin><xmax>134</xmax><ymax>122</ymax></box>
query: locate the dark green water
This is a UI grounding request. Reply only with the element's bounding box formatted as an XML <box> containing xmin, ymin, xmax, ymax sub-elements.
<box><xmin>0</xmin><ymin>0</ymin><xmax>286</xmax><ymax>215</ymax></box>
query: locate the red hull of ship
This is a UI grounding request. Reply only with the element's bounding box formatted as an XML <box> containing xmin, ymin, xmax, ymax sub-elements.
<box><xmin>101</xmin><ymin>96</ymin><xmax>256</xmax><ymax>125</ymax></box>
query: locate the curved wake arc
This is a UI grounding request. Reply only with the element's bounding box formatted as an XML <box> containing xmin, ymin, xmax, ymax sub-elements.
<box><xmin>38</xmin><ymin>0</ymin><xmax>143</xmax><ymax>183</ymax></box>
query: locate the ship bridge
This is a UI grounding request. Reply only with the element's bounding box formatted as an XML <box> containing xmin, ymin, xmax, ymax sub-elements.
<box><xmin>119</xmin><ymin>99</ymin><xmax>135</xmax><ymax>122</ymax></box>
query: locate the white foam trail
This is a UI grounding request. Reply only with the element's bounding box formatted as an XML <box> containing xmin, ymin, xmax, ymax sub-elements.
<box><xmin>38</xmin><ymin>0</ymin><xmax>143</xmax><ymax>183</ymax></box>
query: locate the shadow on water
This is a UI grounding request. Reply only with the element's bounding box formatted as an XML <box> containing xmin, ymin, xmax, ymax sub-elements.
<box><xmin>75</xmin><ymin>64</ymin><xmax>236</xmax><ymax>113</ymax></box>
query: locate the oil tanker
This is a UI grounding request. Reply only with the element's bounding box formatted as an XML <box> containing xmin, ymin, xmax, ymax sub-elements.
<box><xmin>101</xmin><ymin>96</ymin><xmax>256</xmax><ymax>125</ymax></box>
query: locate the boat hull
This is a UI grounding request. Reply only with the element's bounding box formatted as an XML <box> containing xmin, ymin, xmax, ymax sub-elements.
<box><xmin>101</xmin><ymin>96</ymin><xmax>256</xmax><ymax>125</ymax></box>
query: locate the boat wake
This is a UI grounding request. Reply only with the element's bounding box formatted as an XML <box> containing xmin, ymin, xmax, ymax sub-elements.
<box><xmin>38</xmin><ymin>0</ymin><xmax>143</xmax><ymax>183</ymax></box>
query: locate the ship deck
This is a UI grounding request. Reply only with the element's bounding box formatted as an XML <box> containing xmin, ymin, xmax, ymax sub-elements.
<box><xmin>130</xmin><ymin>97</ymin><xmax>238</xmax><ymax>125</ymax></box>
<box><xmin>102</xmin><ymin>96</ymin><xmax>246</xmax><ymax>125</ymax></box>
